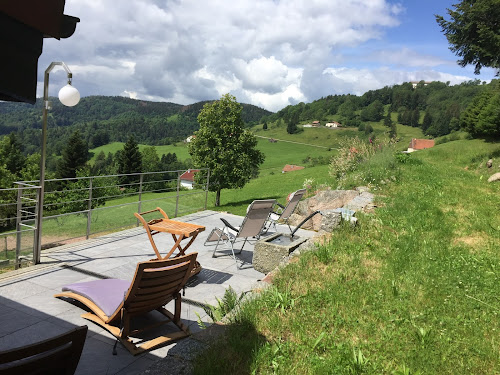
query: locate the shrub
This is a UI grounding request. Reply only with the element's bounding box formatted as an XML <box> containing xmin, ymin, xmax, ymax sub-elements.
<box><xmin>329</xmin><ymin>137</ymin><xmax>378</xmax><ymax>179</ymax></box>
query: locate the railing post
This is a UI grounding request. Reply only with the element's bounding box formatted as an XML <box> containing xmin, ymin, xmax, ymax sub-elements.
<box><xmin>204</xmin><ymin>168</ymin><xmax>210</xmax><ymax>210</ymax></box>
<box><xmin>15</xmin><ymin>184</ymin><xmax>23</xmax><ymax>269</ymax></box>
<box><xmin>175</xmin><ymin>171</ymin><xmax>180</xmax><ymax>218</ymax></box>
<box><xmin>137</xmin><ymin>173</ymin><xmax>144</xmax><ymax>226</ymax></box>
<box><xmin>33</xmin><ymin>184</ymin><xmax>42</xmax><ymax>264</ymax></box>
<box><xmin>86</xmin><ymin>177</ymin><xmax>93</xmax><ymax>239</ymax></box>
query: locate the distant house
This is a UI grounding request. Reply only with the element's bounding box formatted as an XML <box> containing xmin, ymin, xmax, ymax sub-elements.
<box><xmin>325</xmin><ymin>121</ymin><xmax>342</xmax><ymax>128</ymax></box>
<box><xmin>185</xmin><ymin>135</ymin><xmax>195</xmax><ymax>143</ymax></box>
<box><xmin>282</xmin><ymin>164</ymin><xmax>305</xmax><ymax>173</ymax></box>
<box><xmin>411</xmin><ymin>81</ymin><xmax>433</xmax><ymax>89</ymax></box>
<box><xmin>312</xmin><ymin>121</ymin><xmax>321</xmax><ymax>127</ymax></box>
<box><xmin>408</xmin><ymin>139</ymin><xmax>435</xmax><ymax>152</ymax></box>
<box><xmin>179</xmin><ymin>169</ymin><xmax>199</xmax><ymax>189</ymax></box>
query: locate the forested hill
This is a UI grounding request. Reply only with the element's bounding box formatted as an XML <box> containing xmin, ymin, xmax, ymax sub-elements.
<box><xmin>0</xmin><ymin>96</ymin><xmax>272</xmax><ymax>155</ymax></box>
<box><xmin>267</xmin><ymin>79</ymin><xmax>499</xmax><ymax>139</ymax></box>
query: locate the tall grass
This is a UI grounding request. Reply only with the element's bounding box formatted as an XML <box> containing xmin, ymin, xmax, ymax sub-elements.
<box><xmin>193</xmin><ymin>139</ymin><xmax>500</xmax><ymax>374</ymax></box>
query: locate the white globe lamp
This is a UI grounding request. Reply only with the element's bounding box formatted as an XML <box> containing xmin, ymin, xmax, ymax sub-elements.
<box><xmin>58</xmin><ymin>84</ymin><xmax>80</xmax><ymax>106</ymax></box>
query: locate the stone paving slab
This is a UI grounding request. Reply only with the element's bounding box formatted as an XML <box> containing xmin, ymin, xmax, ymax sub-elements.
<box><xmin>0</xmin><ymin>210</ymin><xmax>314</xmax><ymax>375</ymax></box>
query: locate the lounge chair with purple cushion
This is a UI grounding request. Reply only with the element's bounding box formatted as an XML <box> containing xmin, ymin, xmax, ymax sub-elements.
<box><xmin>54</xmin><ymin>253</ymin><xmax>197</xmax><ymax>355</ymax></box>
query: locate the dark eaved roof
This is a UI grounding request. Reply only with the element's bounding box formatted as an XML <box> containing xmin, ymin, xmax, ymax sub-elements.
<box><xmin>0</xmin><ymin>0</ymin><xmax>80</xmax><ymax>104</ymax></box>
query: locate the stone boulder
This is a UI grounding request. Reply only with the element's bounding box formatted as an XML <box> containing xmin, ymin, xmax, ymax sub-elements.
<box><xmin>319</xmin><ymin>210</ymin><xmax>342</xmax><ymax>232</ymax></box>
<box><xmin>345</xmin><ymin>191</ymin><xmax>375</xmax><ymax>211</ymax></box>
<box><xmin>289</xmin><ymin>189</ymin><xmax>359</xmax><ymax>230</ymax></box>
<box><xmin>488</xmin><ymin>172</ymin><xmax>500</xmax><ymax>183</ymax></box>
<box><xmin>487</xmin><ymin>159</ymin><xmax>493</xmax><ymax>168</ymax></box>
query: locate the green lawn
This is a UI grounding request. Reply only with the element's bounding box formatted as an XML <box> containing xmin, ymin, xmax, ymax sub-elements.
<box><xmin>89</xmin><ymin>142</ymin><xmax>192</xmax><ymax>163</ymax></box>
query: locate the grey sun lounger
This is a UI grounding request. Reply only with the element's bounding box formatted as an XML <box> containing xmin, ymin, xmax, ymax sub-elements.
<box><xmin>205</xmin><ymin>199</ymin><xmax>275</xmax><ymax>269</ymax></box>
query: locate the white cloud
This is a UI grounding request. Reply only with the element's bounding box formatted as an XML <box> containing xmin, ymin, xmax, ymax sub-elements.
<box><xmin>36</xmin><ymin>0</ymin><xmax>487</xmax><ymax>112</ymax></box>
<box><xmin>322</xmin><ymin>67</ymin><xmax>472</xmax><ymax>95</ymax></box>
<box><xmin>367</xmin><ymin>48</ymin><xmax>449</xmax><ymax>68</ymax></box>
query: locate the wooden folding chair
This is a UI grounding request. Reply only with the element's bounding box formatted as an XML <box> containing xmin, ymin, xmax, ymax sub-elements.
<box><xmin>55</xmin><ymin>253</ymin><xmax>197</xmax><ymax>355</ymax></box>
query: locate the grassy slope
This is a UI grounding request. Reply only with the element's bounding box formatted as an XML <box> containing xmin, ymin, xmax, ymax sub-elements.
<box><xmin>193</xmin><ymin>139</ymin><xmax>500</xmax><ymax>375</ymax></box>
<box><xmin>89</xmin><ymin>142</ymin><xmax>192</xmax><ymax>162</ymax></box>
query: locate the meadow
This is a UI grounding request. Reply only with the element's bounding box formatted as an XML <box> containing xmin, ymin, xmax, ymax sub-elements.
<box><xmin>35</xmin><ymin>122</ymin><xmax>423</xmax><ymax>246</ymax></box>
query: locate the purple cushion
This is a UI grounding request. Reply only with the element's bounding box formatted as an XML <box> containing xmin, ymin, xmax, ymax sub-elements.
<box><xmin>62</xmin><ymin>279</ymin><xmax>130</xmax><ymax>317</ymax></box>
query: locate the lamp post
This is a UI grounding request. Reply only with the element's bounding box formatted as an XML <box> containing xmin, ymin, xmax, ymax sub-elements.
<box><xmin>34</xmin><ymin>62</ymin><xmax>80</xmax><ymax>263</ymax></box>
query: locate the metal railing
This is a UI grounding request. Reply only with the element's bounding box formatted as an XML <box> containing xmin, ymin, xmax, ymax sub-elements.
<box><xmin>0</xmin><ymin>168</ymin><xmax>210</xmax><ymax>270</ymax></box>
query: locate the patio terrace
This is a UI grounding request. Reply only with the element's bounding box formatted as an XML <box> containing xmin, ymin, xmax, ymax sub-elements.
<box><xmin>0</xmin><ymin>210</ymin><xmax>314</xmax><ymax>375</ymax></box>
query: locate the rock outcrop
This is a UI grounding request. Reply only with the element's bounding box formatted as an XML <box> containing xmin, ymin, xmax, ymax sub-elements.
<box><xmin>288</xmin><ymin>187</ymin><xmax>375</xmax><ymax>231</ymax></box>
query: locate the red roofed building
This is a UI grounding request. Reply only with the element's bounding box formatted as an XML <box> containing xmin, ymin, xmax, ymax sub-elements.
<box><xmin>282</xmin><ymin>164</ymin><xmax>305</xmax><ymax>173</ymax></box>
<box><xmin>179</xmin><ymin>169</ymin><xmax>200</xmax><ymax>189</ymax></box>
<box><xmin>409</xmin><ymin>139</ymin><xmax>435</xmax><ymax>151</ymax></box>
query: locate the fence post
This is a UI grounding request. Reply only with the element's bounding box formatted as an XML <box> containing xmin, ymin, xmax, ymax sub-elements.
<box><xmin>137</xmin><ymin>173</ymin><xmax>144</xmax><ymax>226</ymax></box>
<box><xmin>175</xmin><ymin>171</ymin><xmax>180</xmax><ymax>218</ymax></box>
<box><xmin>204</xmin><ymin>169</ymin><xmax>210</xmax><ymax>210</ymax></box>
<box><xmin>15</xmin><ymin>184</ymin><xmax>23</xmax><ymax>269</ymax></box>
<box><xmin>86</xmin><ymin>177</ymin><xmax>93</xmax><ymax>239</ymax></box>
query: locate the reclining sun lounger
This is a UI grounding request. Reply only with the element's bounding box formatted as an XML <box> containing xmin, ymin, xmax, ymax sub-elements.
<box><xmin>264</xmin><ymin>189</ymin><xmax>306</xmax><ymax>234</ymax></box>
<box><xmin>205</xmin><ymin>199</ymin><xmax>275</xmax><ymax>269</ymax></box>
<box><xmin>54</xmin><ymin>253</ymin><xmax>197</xmax><ymax>355</ymax></box>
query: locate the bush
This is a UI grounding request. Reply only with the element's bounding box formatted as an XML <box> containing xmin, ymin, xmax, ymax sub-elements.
<box><xmin>436</xmin><ymin>136</ymin><xmax>449</xmax><ymax>145</ymax></box>
<box><xmin>329</xmin><ymin>137</ymin><xmax>378</xmax><ymax>179</ymax></box>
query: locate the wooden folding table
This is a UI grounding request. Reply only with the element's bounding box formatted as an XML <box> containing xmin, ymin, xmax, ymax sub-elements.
<box><xmin>134</xmin><ymin>207</ymin><xmax>205</xmax><ymax>276</ymax></box>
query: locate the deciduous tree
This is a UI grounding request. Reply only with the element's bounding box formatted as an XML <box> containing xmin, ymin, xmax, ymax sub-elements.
<box><xmin>0</xmin><ymin>133</ymin><xmax>25</xmax><ymax>176</ymax></box>
<box><xmin>188</xmin><ymin>94</ymin><xmax>264</xmax><ymax>206</ymax></box>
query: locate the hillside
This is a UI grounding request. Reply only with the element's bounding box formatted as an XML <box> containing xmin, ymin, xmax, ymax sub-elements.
<box><xmin>0</xmin><ymin>96</ymin><xmax>272</xmax><ymax>155</ymax></box>
<box><xmin>264</xmin><ymin>79</ymin><xmax>497</xmax><ymax>139</ymax></box>
<box><xmin>192</xmin><ymin>138</ymin><xmax>500</xmax><ymax>374</ymax></box>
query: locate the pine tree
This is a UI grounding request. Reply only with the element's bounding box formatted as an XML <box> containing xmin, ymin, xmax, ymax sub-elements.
<box><xmin>422</xmin><ymin>111</ymin><xmax>432</xmax><ymax>132</ymax></box>
<box><xmin>286</xmin><ymin>112</ymin><xmax>299</xmax><ymax>134</ymax></box>
<box><xmin>384</xmin><ymin>113</ymin><xmax>393</xmax><ymax>128</ymax></box>
<box><xmin>263</xmin><ymin>121</ymin><xmax>268</xmax><ymax>130</ymax></box>
<box><xmin>389</xmin><ymin>123</ymin><xmax>397</xmax><ymax>139</ymax></box>
<box><xmin>117</xmin><ymin>136</ymin><xmax>142</xmax><ymax>188</ymax></box>
<box><xmin>410</xmin><ymin>109</ymin><xmax>420</xmax><ymax>127</ymax></box>
<box><xmin>56</xmin><ymin>130</ymin><xmax>88</xmax><ymax>179</ymax></box>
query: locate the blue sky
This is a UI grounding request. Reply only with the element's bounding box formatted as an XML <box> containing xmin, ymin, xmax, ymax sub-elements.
<box><xmin>39</xmin><ymin>0</ymin><xmax>496</xmax><ymax>112</ymax></box>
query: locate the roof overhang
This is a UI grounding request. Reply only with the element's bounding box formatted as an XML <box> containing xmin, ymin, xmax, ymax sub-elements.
<box><xmin>0</xmin><ymin>1</ymin><xmax>80</xmax><ymax>104</ymax></box>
